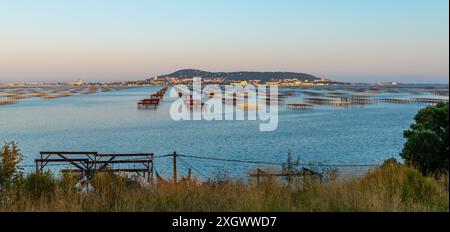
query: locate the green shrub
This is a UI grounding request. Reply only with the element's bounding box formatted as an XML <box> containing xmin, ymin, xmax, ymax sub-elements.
<box><xmin>21</xmin><ymin>171</ymin><xmax>56</xmax><ymax>199</ymax></box>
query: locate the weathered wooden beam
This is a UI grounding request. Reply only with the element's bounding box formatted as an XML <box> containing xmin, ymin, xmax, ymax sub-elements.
<box><xmin>96</xmin><ymin>153</ymin><xmax>153</xmax><ymax>157</ymax></box>
<box><xmin>35</xmin><ymin>158</ymin><xmax>89</xmax><ymax>162</ymax></box>
<box><xmin>91</xmin><ymin>160</ymin><xmax>152</xmax><ymax>164</ymax></box>
<box><xmin>40</xmin><ymin>151</ymin><xmax>97</xmax><ymax>155</ymax></box>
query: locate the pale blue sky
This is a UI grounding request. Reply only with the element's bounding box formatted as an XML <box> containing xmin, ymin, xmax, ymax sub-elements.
<box><xmin>0</xmin><ymin>0</ymin><xmax>448</xmax><ymax>83</ymax></box>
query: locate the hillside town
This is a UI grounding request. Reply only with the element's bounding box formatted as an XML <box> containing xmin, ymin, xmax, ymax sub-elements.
<box><xmin>1</xmin><ymin>69</ymin><xmax>406</xmax><ymax>88</ymax></box>
<box><xmin>1</xmin><ymin>74</ymin><xmax>340</xmax><ymax>87</ymax></box>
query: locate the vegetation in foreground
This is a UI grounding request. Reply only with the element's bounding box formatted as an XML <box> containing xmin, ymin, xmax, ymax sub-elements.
<box><xmin>0</xmin><ymin>103</ymin><xmax>448</xmax><ymax>212</ymax></box>
<box><xmin>0</xmin><ymin>157</ymin><xmax>448</xmax><ymax>212</ymax></box>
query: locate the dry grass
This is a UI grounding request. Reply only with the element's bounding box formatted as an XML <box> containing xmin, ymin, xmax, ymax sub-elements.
<box><xmin>0</xmin><ymin>162</ymin><xmax>448</xmax><ymax>212</ymax></box>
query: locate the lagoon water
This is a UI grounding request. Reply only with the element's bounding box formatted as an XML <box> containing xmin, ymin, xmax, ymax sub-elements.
<box><xmin>0</xmin><ymin>86</ymin><xmax>447</xmax><ymax>178</ymax></box>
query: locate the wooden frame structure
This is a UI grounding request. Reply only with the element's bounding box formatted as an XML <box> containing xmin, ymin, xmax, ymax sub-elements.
<box><xmin>413</xmin><ymin>98</ymin><xmax>448</xmax><ymax>105</ymax></box>
<box><xmin>138</xmin><ymin>98</ymin><xmax>160</xmax><ymax>108</ymax></box>
<box><xmin>286</xmin><ymin>103</ymin><xmax>313</xmax><ymax>110</ymax></box>
<box><xmin>35</xmin><ymin>151</ymin><xmax>154</xmax><ymax>184</ymax></box>
<box><xmin>137</xmin><ymin>87</ymin><xmax>168</xmax><ymax>109</ymax></box>
<box><xmin>151</xmin><ymin>93</ymin><xmax>164</xmax><ymax>99</ymax></box>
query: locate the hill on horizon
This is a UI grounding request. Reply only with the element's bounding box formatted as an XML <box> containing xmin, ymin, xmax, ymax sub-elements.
<box><xmin>155</xmin><ymin>69</ymin><xmax>320</xmax><ymax>82</ymax></box>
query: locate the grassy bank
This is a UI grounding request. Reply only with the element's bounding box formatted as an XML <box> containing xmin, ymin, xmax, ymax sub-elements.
<box><xmin>0</xmin><ymin>160</ymin><xmax>448</xmax><ymax>212</ymax></box>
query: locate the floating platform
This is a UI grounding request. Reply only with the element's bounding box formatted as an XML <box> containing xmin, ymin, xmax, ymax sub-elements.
<box><xmin>299</xmin><ymin>91</ymin><xmax>323</xmax><ymax>96</ymax></box>
<box><xmin>184</xmin><ymin>99</ymin><xmax>208</xmax><ymax>110</ymax></box>
<box><xmin>139</xmin><ymin>87</ymin><xmax>168</xmax><ymax>109</ymax></box>
<box><xmin>351</xmin><ymin>97</ymin><xmax>375</xmax><ymax>105</ymax></box>
<box><xmin>304</xmin><ymin>97</ymin><xmax>353</xmax><ymax>107</ymax></box>
<box><xmin>368</xmin><ymin>89</ymin><xmax>383</xmax><ymax>94</ymax></box>
<box><xmin>238</xmin><ymin>103</ymin><xmax>259</xmax><ymax>111</ymax></box>
<box><xmin>151</xmin><ymin>93</ymin><xmax>164</xmax><ymax>99</ymax></box>
<box><xmin>0</xmin><ymin>99</ymin><xmax>16</xmax><ymax>105</ymax></box>
<box><xmin>41</xmin><ymin>95</ymin><xmax>59</xmax><ymax>100</ymax></box>
<box><xmin>138</xmin><ymin>99</ymin><xmax>160</xmax><ymax>108</ymax></box>
<box><xmin>324</xmin><ymin>92</ymin><xmax>349</xmax><ymax>98</ymax></box>
<box><xmin>413</xmin><ymin>98</ymin><xmax>448</xmax><ymax>105</ymax></box>
<box><xmin>377</xmin><ymin>98</ymin><xmax>413</xmax><ymax>104</ymax></box>
<box><xmin>286</xmin><ymin>103</ymin><xmax>314</xmax><ymax>110</ymax></box>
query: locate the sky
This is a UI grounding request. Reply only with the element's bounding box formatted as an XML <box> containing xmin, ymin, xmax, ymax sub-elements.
<box><xmin>0</xmin><ymin>0</ymin><xmax>448</xmax><ymax>83</ymax></box>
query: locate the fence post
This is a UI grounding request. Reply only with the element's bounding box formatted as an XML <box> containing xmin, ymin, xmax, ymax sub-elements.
<box><xmin>173</xmin><ymin>151</ymin><xmax>177</xmax><ymax>184</ymax></box>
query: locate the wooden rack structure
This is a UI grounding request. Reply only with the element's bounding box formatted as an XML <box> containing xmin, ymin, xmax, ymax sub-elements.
<box><xmin>137</xmin><ymin>87</ymin><xmax>168</xmax><ymax>109</ymax></box>
<box><xmin>286</xmin><ymin>103</ymin><xmax>314</xmax><ymax>110</ymax></box>
<box><xmin>35</xmin><ymin>151</ymin><xmax>154</xmax><ymax>185</ymax></box>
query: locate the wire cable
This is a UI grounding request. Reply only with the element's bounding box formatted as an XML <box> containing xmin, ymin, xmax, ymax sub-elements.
<box><xmin>178</xmin><ymin>154</ymin><xmax>283</xmax><ymax>165</ymax></box>
<box><xmin>177</xmin><ymin>154</ymin><xmax>379</xmax><ymax>167</ymax></box>
<box><xmin>178</xmin><ymin>157</ymin><xmax>209</xmax><ymax>179</ymax></box>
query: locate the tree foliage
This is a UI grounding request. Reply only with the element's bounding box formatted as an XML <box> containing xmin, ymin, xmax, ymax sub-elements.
<box><xmin>0</xmin><ymin>141</ymin><xmax>24</xmax><ymax>190</ymax></box>
<box><xmin>401</xmin><ymin>102</ymin><xmax>449</xmax><ymax>175</ymax></box>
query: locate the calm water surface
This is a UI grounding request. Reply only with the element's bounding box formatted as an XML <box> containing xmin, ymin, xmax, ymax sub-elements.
<box><xmin>0</xmin><ymin>86</ymin><xmax>447</xmax><ymax>178</ymax></box>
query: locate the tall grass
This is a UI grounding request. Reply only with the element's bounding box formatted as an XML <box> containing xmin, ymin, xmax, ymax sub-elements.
<box><xmin>0</xmin><ymin>161</ymin><xmax>448</xmax><ymax>212</ymax></box>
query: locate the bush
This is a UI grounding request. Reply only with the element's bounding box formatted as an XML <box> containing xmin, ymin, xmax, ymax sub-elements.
<box><xmin>20</xmin><ymin>171</ymin><xmax>56</xmax><ymax>199</ymax></box>
<box><xmin>91</xmin><ymin>173</ymin><xmax>141</xmax><ymax>194</ymax></box>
